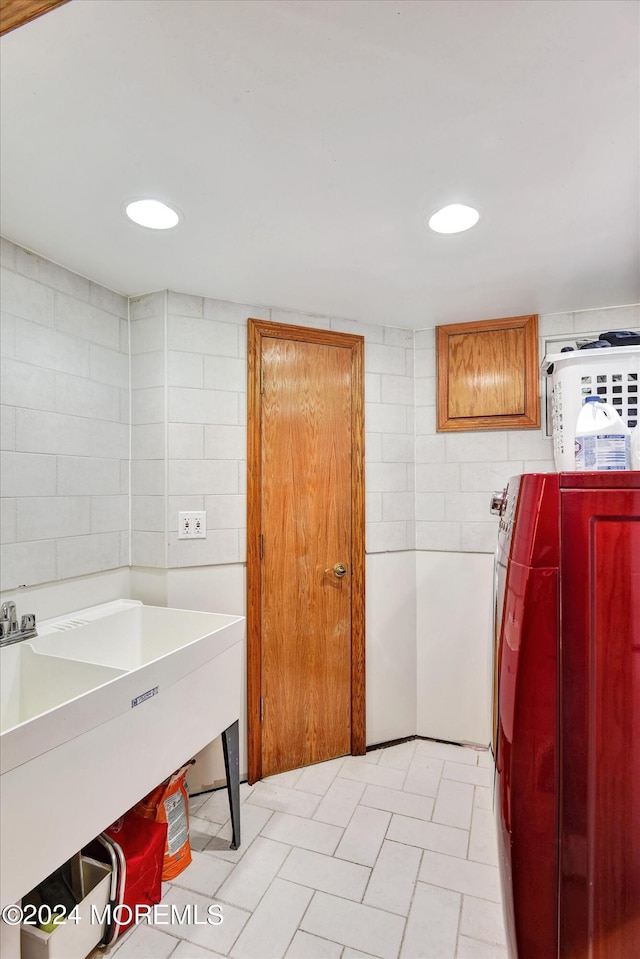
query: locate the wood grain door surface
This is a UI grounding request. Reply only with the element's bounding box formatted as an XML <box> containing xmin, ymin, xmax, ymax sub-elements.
<box><xmin>248</xmin><ymin>320</ymin><xmax>365</xmax><ymax>782</ymax></box>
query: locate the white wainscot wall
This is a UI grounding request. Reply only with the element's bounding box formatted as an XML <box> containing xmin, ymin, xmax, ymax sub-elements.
<box><xmin>365</xmin><ymin>551</ymin><xmax>417</xmax><ymax>746</ymax></box>
<box><xmin>416</xmin><ymin>550</ymin><xmax>494</xmax><ymax>747</ymax></box>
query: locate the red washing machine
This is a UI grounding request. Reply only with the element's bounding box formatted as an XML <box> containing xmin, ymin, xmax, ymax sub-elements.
<box><xmin>492</xmin><ymin>472</ymin><xmax>640</xmax><ymax>959</ymax></box>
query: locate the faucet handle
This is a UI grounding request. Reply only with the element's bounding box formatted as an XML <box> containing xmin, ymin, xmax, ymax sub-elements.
<box><xmin>1</xmin><ymin>602</ymin><xmax>18</xmax><ymax>633</ymax></box>
<box><xmin>21</xmin><ymin>613</ymin><xmax>36</xmax><ymax>632</ymax></box>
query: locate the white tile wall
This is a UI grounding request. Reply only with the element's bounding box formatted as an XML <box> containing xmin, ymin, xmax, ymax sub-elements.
<box><xmin>169</xmin><ymin>315</ymin><xmax>240</xmax><ymax>356</ymax></box>
<box><xmin>131</xmin><ymin>350</ymin><xmax>164</xmax><ymax>389</ymax></box>
<box><xmin>131</xmin><ymin>423</ymin><xmax>164</xmax><ymax>460</ymax></box>
<box><xmin>56</xmin><ymin>530</ymin><xmax>126</xmax><ymax>581</ymax></box>
<box><xmin>14</xmin><ymin>316</ymin><xmax>88</xmax><ymax>376</ymax></box>
<box><xmin>205</xmin><ymin>425</ymin><xmax>246</xmax><ymax>460</ymax></box>
<box><xmin>132</xmin><ymin>494</ymin><xmax>165</xmax><ymax>532</ymax></box>
<box><xmin>57</xmin><ymin>455</ymin><xmax>121</xmax><ymax>496</ymax></box>
<box><xmin>16</xmin><ymin>496</ymin><xmax>90</xmax><ymax>541</ymax></box>
<box><xmin>169</xmin><ymin>460</ymin><xmax>239</xmax><ymax>496</ymax></box>
<box><xmin>169</xmin><ymin>387</ymin><xmax>239</xmax><ymax>425</ymax></box>
<box><xmin>1</xmin><ymin>540</ymin><xmax>57</xmax><ymax>590</ymax></box>
<box><xmin>131</xmin><ymin>458</ymin><xmax>165</xmax><ymax>496</ymax></box>
<box><xmin>55</xmin><ymin>290</ymin><xmax>121</xmax><ymax>350</ymax></box>
<box><xmin>132</xmin><ymin>386</ymin><xmax>164</xmax><ymax>425</ymax></box>
<box><xmin>0</xmin><ymin>240</ymin><xmax>129</xmax><ymax>590</ymax></box>
<box><xmin>130</xmin><ymin>291</ymin><xmax>166</xmax><ymax>569</ymax></box>
<box><xmin>1</xmin><ymin>270</ymin><xmax>55</xmax><ymax>325</ymax></box>
<box><xmin>362</xmin><ymin>331</ymin><xmax>415</xmax><ymax>552</ymax></box>
<box><xmin>2</xmin><ymin>356</ymin><xmax>57</xmax><ymax>411</ymax></box>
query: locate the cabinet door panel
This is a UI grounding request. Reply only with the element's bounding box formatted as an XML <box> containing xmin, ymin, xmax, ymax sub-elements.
<box><xmin>560</xmin><ymin>488</ymin><xmax>640</xmax><ymax>959</ymax></box>
<box><xmin>436</xmin><ymin>314</ymin><xmax>539</xmax><ymax>431</ymax></box>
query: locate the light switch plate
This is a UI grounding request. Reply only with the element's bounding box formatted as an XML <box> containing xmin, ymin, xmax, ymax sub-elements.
<box><xmin>178</xmin><ymin>511</ymin><xmax>207</xmax><ymax>539</ymax></box>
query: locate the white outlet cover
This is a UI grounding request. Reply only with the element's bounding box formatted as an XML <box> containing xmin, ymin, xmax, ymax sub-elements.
<box><xmin>178</xmin><ymin>511</ymin><xmax>207</xmax><ymax>539</ymax></box>
<box><xmin>192</xmin><ymin>510</ymin><xmax>206</xmax><ymax>539</ymax></box>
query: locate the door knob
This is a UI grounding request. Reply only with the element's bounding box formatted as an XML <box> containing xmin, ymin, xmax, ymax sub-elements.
<box><xmin>325</xmin><ymin>563</ymin><xmax>347</xmax><ymax>578</ymax></box>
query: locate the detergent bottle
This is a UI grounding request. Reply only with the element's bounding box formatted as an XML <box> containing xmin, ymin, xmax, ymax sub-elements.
<box><xmin>631</xmin><ymin>423</ymin><xmax>640</xmax><ymax>470</ymax></box>
<box><xmin>574</xmin><ymin>396</ymin><xmax>630</xmax><ymax>471</ymax></box>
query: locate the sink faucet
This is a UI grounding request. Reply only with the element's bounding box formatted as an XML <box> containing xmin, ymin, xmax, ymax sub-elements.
<box><xmin>0</xmin><ymin>602</ymin><xmax>37</xmax><ymax>647</ymax></box>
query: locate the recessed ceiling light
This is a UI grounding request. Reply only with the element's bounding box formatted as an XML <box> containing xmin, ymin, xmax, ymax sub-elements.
<box><xmin>125</xmin><ymin>198</ymin><xmax>180</xmax><ymax>230</ymax></box>
<box><xmin>428</xmin><ymin>203</ymin><xmax>479</xmax><ymax>234</ymax></box>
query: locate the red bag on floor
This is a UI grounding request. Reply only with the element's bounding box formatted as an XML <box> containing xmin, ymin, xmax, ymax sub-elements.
<box><xmin>133</xmin><ymin>765</ymin><xmax>192</xmax><ymax>880</ymax></box>
<box><xmin>84</xmin><ymin>809</ymin><xmax>167</xmax><ymax>944</ymax></box>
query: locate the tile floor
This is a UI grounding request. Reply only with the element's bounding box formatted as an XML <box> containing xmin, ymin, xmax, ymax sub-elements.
<box><xmin>107</xmin><ymin>739</ymin><xmax>508</xmax><ymax>959</ymax></box>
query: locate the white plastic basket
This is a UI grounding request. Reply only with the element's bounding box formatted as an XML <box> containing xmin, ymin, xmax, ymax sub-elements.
<box><xmin>543</xmin><ymin>345</ymin><xmax>640</xmax><ymax>470</ymax></box>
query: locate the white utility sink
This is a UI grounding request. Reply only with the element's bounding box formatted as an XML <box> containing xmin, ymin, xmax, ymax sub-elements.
<box><xmin>0</xmin><ymin>600</ymin><xmax>244</xmax><ymax>908</ymax></box>
<box><xmin>1</xmin><ymin>643</ymin><xmax>123</xmax><ymax>734</ymax></box>
<box><xmin>31</xmin><ymin>601</ymin><xmax>241</xmax><ymax>671</ymax></box>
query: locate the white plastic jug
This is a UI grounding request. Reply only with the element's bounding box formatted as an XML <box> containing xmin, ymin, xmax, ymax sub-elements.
<box><xmin>574</xmin><ymin>396</ymin><xmax>631</xmax><ymax>471</ymax></box>
<box><xmin>631</xmin><ymin>424</ymin><xmax>640</xmax><ymax>470</ymax></box>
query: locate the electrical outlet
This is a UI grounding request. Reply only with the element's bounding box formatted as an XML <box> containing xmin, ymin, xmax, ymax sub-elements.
<box><xmin>178</xmin><ymin>511</ymin><xmax>207</xmax><ymax>539</ymax></box>
<box><xmin>191</xmin><ymin>510</ymin><xmax>206</xmax><ymax>538</ymax></box>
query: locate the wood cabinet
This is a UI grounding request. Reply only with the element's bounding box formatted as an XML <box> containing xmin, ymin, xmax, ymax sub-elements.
<box><xmin>437</xmin><ymin>313</ymin><xmax>540</xmax><ymax>431</ymax></box>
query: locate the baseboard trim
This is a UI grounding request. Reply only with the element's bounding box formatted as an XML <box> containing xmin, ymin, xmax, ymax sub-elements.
<box><xmin>366</xmin><ymin>734</ymin><xmax>490</xmax><ymax>752</ymax></box>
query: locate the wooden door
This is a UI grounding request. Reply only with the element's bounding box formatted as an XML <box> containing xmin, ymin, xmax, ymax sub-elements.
<box><xmin>247</xmin><ymin>319</ymin><xmax>365</xmax><ymax>782</ymax></box>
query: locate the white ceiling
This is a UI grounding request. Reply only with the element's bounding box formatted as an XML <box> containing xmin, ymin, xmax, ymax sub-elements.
<box><xmin>1</xmin><ymin>0</ymin><xmax>639</xmax><ymax>328</ymax></box>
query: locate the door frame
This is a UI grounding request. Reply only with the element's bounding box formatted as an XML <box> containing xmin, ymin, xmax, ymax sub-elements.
<box><xmin>247</xmin><ymin>318</ymin><xmax>366</xmax><ymax>784</ymax></box>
